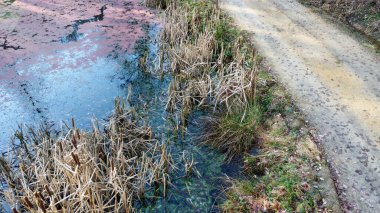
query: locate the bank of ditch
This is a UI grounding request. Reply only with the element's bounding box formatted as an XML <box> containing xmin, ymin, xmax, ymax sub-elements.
<box><xmin>154</xmin><ymin>0</ymin><xmax>342</xmax><ymax>211</ymax></box>
<box><xmin>0</xmin><ymin>0</ymin><xmax>341</xmax><ymax>212</ymax></box>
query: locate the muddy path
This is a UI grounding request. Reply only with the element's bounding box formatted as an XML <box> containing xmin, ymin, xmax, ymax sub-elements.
<box><xmin>0</xmin><ymin>0</ymin><xmax>157</xmax><ymax>147</ymax></box>
<box><xmin>222</xmin><ymin>0</ymin><xmax>380</xmax><ymax>211</ymax></box>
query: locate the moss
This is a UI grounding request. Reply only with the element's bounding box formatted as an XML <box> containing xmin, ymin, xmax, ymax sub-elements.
<box><xmin>0</xmin><ymin>12</ymin><xmax>12</xmax><ymax>19</ymax></box>
<box><xmin>263</xmin><ymin>162</ymin><xmax>315</xmax><ymax>210</ymax></box>
<box><xmin>1</xmin><ymin>0</ymin><xmax>16</xmax><ymax>6</ymax></box>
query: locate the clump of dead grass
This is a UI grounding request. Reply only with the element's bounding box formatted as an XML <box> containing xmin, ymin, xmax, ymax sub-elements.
<box><xmin>145</xmin><ymin>0</ymin><xmax>287</xmax><ymax>169</ymax></box>
<box><xmin>160</xmin><ymin>0</ymin><xmax>261</xmax><ymax>118</ymax></box>
<box><xmin>158</xmin><ymin>0</ymin><xmax>263</xmax><ymax>161</ymax></box>
<box><xmin>200</xmin><ymin>102</ymin><xmax>263</xmax><ymax>161</ymax></box>
<box><xmin>0</xmin><ymin>99</ymin><xmax>173</xmax><ymax>212</ymax></box>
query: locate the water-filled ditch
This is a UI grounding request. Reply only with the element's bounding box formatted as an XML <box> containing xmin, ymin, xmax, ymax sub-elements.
<box><xmin>0</xmin><ymin>18</ymin><xmax>237</xmax><ymax>211</ymax></box>
<box><xmin>114</xmin><ymin>25</ymin><xmax>238</xmax><ymax>212</ymax></box>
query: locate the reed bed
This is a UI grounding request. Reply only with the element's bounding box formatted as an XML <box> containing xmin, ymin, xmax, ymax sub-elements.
<box><xmin>156</xmin><ymin>0</ymin><xmax>264</xmax><ymax>159</ymax></box>
<box><xmin>160</xmin><ymin>0</ymin><xmax>261</xmax><ymax>116</ymax></box>
<box><xmin>0</xmin><ymin>99</ymin><xmax>173</xmax><ymax>212</ymax></box>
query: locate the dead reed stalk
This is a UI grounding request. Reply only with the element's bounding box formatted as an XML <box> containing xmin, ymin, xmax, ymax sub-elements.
<box><xmin>0</xmin><ymin>99</ymin><xmax>173</xmax><ymax>212</ymax></box>
<box><xmin>160</xmin><ymin>0</ymin><xmax>261</xmax><ymax>120</ymax></box>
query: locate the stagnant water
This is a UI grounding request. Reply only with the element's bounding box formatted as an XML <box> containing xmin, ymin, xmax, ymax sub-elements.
<box><xmin>0</xmin><ymin>0</ymin><xmax>158</xmax><ymax>148</ymax></box>
<box><xmin>112</xmin><ymin>27</ymin><xmax>236</xmax><ymax>212</ymax></box>
<box><xmin>0</xmin><ymin>0</ymin><xmax>238</xmax><ymax>211</ymax></box>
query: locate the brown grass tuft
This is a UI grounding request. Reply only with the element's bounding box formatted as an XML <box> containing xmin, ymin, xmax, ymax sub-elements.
<box><xmin>160</xmin><ymin>0</ymin><xmax>261</xmax><ymax>125</ymax></box>
<box><xmin>0</xmin><ymin>98</ymin><xmax>173</xmax><ymax>212</ymax></box>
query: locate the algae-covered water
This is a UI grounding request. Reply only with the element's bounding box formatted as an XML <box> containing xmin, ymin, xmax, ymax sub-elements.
<box><xmin>0</xmin><ymin>14</ymin><xmax>235</xmax><ymax>211</ymax></box>
<box><xmin>120</xmin><ymin>26</ymin><xmax>234</xmax><ymax>212</ymax></box>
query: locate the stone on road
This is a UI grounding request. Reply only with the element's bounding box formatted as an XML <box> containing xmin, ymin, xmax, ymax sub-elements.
<box><xmin>222</xmin><ymin>0</ymin><xmax>380</xmax><ymax>211</ymax></box>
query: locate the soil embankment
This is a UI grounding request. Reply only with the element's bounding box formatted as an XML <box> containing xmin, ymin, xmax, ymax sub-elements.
<box><xmin>300</xmin><ymin>0</ymin><xmax>380</xmax><ymax>48</ymax></box>
<box><xmin>222</xmin><ymin>0</ymin><xmax>380</xmax><ymax>211</ymax></box>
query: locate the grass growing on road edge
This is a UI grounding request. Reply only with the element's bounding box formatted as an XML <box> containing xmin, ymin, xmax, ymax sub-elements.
<box><xmin>222</xmin><ymin>101</ymin><xmax>325</xmax><ymax>212</ymax></box>
<box><xmin>299</xmin><ymin>0</ymin><xmax>380</xmax><ymax>51</ymax></box>
<box><xmin>155</xmin><ymin>0</ymin><xmax>341</xmax><ymax>211</ymax></box>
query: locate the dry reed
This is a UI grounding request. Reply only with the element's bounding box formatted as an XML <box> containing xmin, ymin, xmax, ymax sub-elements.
<box><xmin>157</xmin><ymin>0</ymin><xmax>263</xmax><ymax>161</ymax></box>
<box><xmin>160</xmin><ymin>0</ymin><xmax>261</xmax><ymax>118</ymax></box>
<box><xmin>0</xmin><ymin>99</ymin><xmax>173</xmax><ymax>212</ymax></box>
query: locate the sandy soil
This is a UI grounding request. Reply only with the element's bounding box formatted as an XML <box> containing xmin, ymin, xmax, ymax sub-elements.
<box><xmin>222</xmin><ymin>0</ymin><xmax>380</xmax><ymax>211</ymax></box>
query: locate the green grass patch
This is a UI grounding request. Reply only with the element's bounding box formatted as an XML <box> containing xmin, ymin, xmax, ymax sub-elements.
<box><xmin>214</xmin><ymin>17</ymin><xmax>239</xmax><ymax>61</ymax></box>
<box><xmin>179</xmin><ymin>0</ymin><xmax>241</xmax><ymax>61</ymax></box>
<box><xmin>221</xmin><ymin>94</ymin><xmax>325</xmax><ymax>212</ymax></box>
<box><xmin>0</xmin><ymin>12</ymin><xmax>12</xmax><ymax>19</ymax></box>
<box><xmin>202</xmin><ymin>101</ymin><xmax>263</xmax><ymax>161</ymax></box>
<box><xmin>220</xmin><ymin>102</ymin><xmax>263</xmax><ymax>135</ymax></box>
<box><xmin>224</xmin><ymin>131</ymin><xmax>320</xmax><ymax>212</ymax></box>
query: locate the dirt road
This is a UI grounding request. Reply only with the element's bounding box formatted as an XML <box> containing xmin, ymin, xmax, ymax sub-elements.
<box><xmin>221</xmin><ymin>0</ymin><xmax>380</xmax><ymax>211</ymax></box>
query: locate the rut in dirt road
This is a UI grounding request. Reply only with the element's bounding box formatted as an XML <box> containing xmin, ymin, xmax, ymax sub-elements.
<box><xmin>221</xmin><ymin>0</ymin><xmax>380</xmax><ymax>211</ymax></box>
